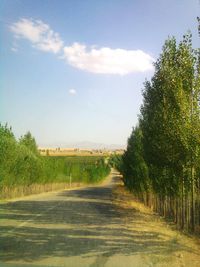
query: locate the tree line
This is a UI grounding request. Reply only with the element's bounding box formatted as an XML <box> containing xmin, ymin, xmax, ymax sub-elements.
<box><xmin>0</xmin><ymin>124</ymin><xmax>110</xmax><ymax>199</ymax></box>
<box><xmin>120</xmin><ymin>32</ymin><xmax>200</xmax><ymax>233</ymax></box>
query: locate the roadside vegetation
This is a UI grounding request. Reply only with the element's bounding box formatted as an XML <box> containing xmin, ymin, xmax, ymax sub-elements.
<box><xmin>0</xmin><ymin>124</ymin><xmax>110</xmax><ymax>199</ymax></box>
<box><xmin>119</xmin><ymin>31</ymin><xmax>200</xmax><ymax>233</ymax></box>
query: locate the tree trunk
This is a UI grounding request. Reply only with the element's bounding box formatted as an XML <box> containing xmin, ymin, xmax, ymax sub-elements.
<box><xmin>181</xmin><ymin>176</ymin><xmax>184</xmax><ymax>230</ymax></box>
<box><xmin>191</xmin><ymin>166</ymin><xmax>195</xmax><ymax>232</ymax></box>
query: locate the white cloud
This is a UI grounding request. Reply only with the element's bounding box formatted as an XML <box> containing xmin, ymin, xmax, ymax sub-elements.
<box><xmin>10</xmin><ymin>18</ymin><xmax>154</xmax><ymax>75</ymax></box>
<box><xmin>11</xmin><ymin>47</ymin><xmax>18</xmax><ymax>52</ymax></box>
<box><xmin>69</xmin><ymin>89</ymin><xmax>77</xmax><ymax>95</ymax></box>
<box><xmin>10</xmin><ymin>18</ymin><xmax>63</xmax><ymax>54</ymax></box>
<box><xmin>63</xmin><ymin>43</ymin><xmax>154</xmax><ymax>75</ymax></box>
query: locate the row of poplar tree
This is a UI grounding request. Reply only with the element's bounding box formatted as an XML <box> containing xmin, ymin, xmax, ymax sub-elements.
<box><xmin>121</xmin><ymin>31</ymin><xmax>200</xmax><ymax>232</ymax></box>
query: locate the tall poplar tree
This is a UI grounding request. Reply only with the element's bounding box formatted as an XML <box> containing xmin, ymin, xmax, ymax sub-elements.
<box><xmin>122</xmin><ymin>32</ymin><xmax>200</xmax><ymax>231</ymax></box>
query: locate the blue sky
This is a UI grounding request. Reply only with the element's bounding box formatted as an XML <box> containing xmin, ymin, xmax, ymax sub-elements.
<box><xmin>1</xmin><ymin>0</ymin><xmax>199</xmax><ymax>147</ymax></box>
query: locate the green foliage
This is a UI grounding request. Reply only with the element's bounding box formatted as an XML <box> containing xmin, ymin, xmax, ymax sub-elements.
<box><xmin>19</xmin><ymin>131</ymin><xmax>39</xmax><ymax>155</ymax></box>
<box><xmin>108</xmin><ymin>154</ymin><xmax>123</xmax><ymax>172</ymax></box>
<box><xmin>42</xmin><ymin>156</ymin><xmax>110</xmax><ymax>184</ymax></box>
<box><xmin>121</xmin><ymin>126</ymin><xmax>149</xmax><ymax>193</ymax></box>
<box><xmin>121</xmin><ymin>32</ymin><xmax>200</xmax><ymax>231</ymax></box>
<box><xmin>0</xmin><ymin>124</ymin><xmax>110</xmax><ymax>190</ymax></box>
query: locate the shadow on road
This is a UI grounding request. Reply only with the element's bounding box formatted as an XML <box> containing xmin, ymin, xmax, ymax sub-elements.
<box><xmin>0</xmin><ymin>176</ymin><xmax>193</xmax><ymax>264</ymax></box>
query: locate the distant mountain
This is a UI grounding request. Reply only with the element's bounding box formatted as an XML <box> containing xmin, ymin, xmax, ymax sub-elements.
<box><xmin>39</xmin><ymin>141</ymin><xmax>125</xmax><ymax>150</ymax></box>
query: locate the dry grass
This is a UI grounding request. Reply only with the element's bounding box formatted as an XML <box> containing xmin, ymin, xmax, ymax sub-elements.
<box><xmin>0</xmin><ymin>182</ymin><xmax>83</xmax><ymax>200</ymax></box>
<box><xmin>112</xmin><ymin>178</ymin><xmax>200</xmax><ymax>267</ymax></box>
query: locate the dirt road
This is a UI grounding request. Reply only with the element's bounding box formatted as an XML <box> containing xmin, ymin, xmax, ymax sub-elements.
<box><xmin>1</xmin><ymin>171</ymin><xmax>200</xmax><ymax>267</ymax></box>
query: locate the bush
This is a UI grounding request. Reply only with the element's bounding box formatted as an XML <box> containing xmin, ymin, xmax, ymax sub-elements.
<box><xmin>0</xmin><ymin>124</ymin><xmax>110</xmax><ymax>191</ymax></box>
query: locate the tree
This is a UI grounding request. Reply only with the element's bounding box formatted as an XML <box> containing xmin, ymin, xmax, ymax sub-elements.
<box><xmin>19</xmin><ymin>131</ymin><xmax>39</xmax><ymax>155</ymax></box>
<box><xmin>122</xmin><ymin>126</ymin><xmax>149</xmax><ymax>194</ymax></box>
<box><xmin>122</xmin><ymin>32</ymin><xmax>200</xmax><ymax>232</ymax></box>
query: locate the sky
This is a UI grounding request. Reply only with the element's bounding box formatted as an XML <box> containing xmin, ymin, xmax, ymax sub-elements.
<box><xmin>0</xmin><ymin>0</ymin><xmax>199</xmax><ymax>147</ymax></box>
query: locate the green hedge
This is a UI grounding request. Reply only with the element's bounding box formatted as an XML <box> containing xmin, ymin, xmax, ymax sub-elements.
<box><xmin>0</xmin><ymin>124</ymin><xmax>110</xmax><ymax>189</ymax></box>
